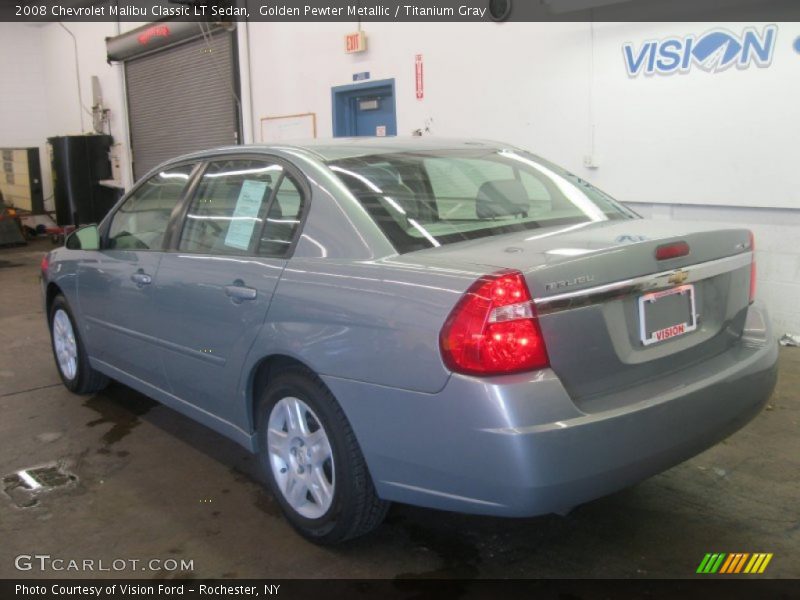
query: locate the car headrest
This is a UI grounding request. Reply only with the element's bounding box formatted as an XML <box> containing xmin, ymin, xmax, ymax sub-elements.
<box><xmin>475</xmin><ymin>179</ymin><xmax>530</xmax><ymax>219</ymax></box>
<box><xmin>476</xmin><ymin>179</ymin><xmax>529</xmax><ymax>206</ymax></box>
<box><xmin>358</xmin><ymin>166</ymin><xmax>402</xmax><ymax>191</ymax></box>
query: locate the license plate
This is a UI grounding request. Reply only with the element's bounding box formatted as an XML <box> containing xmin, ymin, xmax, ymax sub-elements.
<box><xmin>638</xmin><ymin>284</ymin><xmax>697</xmax><ymax>346</ymax></box>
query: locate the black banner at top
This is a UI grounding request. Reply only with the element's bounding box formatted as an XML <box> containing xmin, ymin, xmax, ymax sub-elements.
<box><xmin>1</xmin><ymin>0</ymin><xmax>800</xmax><ymax>22</ymax></box>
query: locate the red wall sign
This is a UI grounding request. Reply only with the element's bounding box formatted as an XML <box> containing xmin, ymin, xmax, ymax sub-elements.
<box><xmin>415</xmin><ymin>54</ymin><xmax>424</xmax><ymax>100</ymax></box>
<box><xmin>345</xmin><ymin>31</ymin><xmax>367</xmax><ymax>53</ymax></box>
<box><xmin>137</xmin><ymin>25</ymin><xmax>170</xmax><ymax>46</ymax></box>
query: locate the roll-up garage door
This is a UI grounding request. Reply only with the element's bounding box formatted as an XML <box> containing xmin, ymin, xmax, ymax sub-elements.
<box><xmin>125</xmin><ymin>30</ymin><xmax>239</xmax><ymax>180</ymax></box>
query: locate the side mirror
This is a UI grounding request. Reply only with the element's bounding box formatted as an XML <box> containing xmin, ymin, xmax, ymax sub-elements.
<box><xmin>65</xmin><ymin>224</ymin><xmax>100</xmax><ymax>251</ymax></box>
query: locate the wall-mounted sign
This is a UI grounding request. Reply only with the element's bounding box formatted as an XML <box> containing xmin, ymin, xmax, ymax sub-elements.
<box><xmin>345</xmin><ymin>31</ymin><xmax>367</xmax><ymax>54</ymax></box>
<box><xmin>623</xmin><ymin>25</ymin><xmax>777</xmax><ymax>77</ymax></box>
<box><xmin>376</xmin><ymin>125</ymin><xmax>387</xmax><ymax>137</ymax></box>
<box><xmin>415</xmin><ymin>54</ymin><xmax>424</xmax><ymax>100</ymax></box>
<box><xmin>353</xmin><ymin>71</ymin><xmax>370</xmax><ymax>82</ymax></box>
<box><xmin>137</xmin><ymin>24</ymin><xmax>170</xmax><ymax>46</ymax></box>
<box><xmin>107</xmin><ymin>21</ymin><xmax>229</xmax><ymax>61</ymax></box>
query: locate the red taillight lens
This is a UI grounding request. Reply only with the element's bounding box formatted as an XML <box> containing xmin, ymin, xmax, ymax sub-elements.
<box><xmin>439</xmin><ymin>270</ymin><xmax>549</xmax><ymax>376</ymax></box>
<box><xmin>655</xmin><ymin>241</ymin><xmax>690</xmax><ymax>260</ymax></box>
<box><xmin>40</xmin><ymin>254</ymin><xmax>49</xmax><ymax>275</ymax></box>
<box><xmin>748</xmin><ymin>231</ymin><xmax>756</xmax><ymax>304</ymax></box>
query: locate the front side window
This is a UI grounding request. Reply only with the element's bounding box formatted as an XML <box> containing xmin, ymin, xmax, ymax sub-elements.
<box><xmin>179</xmin><ymin>159</ymin><xmax>305</xmax><ymax>257</ymax></box>
<box><xmin>107</xmin><ymin>164</ymin><xmax>195</xmax><ymax>250</ymax></box>
<box><xmin>329</xmin><ymin>148</ymin><xmax>636</xmax><ymax>253</ymax></box>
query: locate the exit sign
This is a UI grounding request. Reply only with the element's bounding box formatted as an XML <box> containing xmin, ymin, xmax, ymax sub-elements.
<box><xmin>345</xmin><ymin>31</ymin><xmax>367</xmax><ymax>54</ymax></box>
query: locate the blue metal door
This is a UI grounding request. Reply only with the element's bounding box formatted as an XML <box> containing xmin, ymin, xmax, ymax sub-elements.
<box><xmin>332</xmin><ymin>79</ymin><xmax>397</xmax><ymax>137</ymax></box>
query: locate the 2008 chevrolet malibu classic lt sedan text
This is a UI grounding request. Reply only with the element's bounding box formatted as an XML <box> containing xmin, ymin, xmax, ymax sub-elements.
<box><xmin>41</xmin><ymin>138</ymin><xmax>778</xmax><ymax>543</ymax></box>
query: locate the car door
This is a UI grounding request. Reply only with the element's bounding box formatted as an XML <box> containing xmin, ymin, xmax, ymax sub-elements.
<box><xmin>150</xmin><ymin>156</ymin><xmax>308</xmax><ymax>425</ymax></box>
<box><xmin>78</xmin><ymin>163</ymin><xmax>198</xmax><ymax>389</ymax></box>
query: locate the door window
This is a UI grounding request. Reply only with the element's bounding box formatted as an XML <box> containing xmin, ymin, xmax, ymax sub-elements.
<box><xmin>107</xmin><ymin>164</ymin><xmax>195</xmax><ymax>250</ymax></box>
<box><xmin>179</xmin><ymin>159</ymin><xmax>305</xmax><ymax>257</ymax></box>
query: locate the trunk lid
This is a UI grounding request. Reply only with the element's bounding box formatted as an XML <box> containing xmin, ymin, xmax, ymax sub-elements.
<box><xmin>405</xmin><ymin>219</ymin><xmax>754</xmax><ymax>408</ymax></box>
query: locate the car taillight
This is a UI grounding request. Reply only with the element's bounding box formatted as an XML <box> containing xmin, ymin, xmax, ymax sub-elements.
<box><xmin>40</xmin><ymin>254</ymin><xmax>49</xmax><ymax>276</ymax></box>
<box><xmin>655</xmin><ymin>241</ymin><xmax>690</xmax><ymax>260</ymax></box>
<box><xmin>748</xmin><ymin>231</ymin><xmax>756</xmax><ymax>304</ymax></box>
<box><xmin>439</xmin><ymin>270</ymin><xmax>549</xmax><ymax>376</ymax></box>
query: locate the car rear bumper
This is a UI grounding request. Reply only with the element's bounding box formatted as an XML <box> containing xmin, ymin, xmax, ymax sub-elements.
<box><xmin>323</xmin><ymin>303</ymin><xmax>778</xmax><ymax>517</ymax></box>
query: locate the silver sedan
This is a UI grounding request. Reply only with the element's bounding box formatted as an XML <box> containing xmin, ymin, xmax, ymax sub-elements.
<box><xmin>42</xmin><ymin>138</ymin><xmax>778</xmax><ymax>543</ymax></box>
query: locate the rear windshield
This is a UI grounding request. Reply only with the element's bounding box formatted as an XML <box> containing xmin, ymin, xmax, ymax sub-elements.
<box><xmin>328</xmin><ymin>148</ymin><xmax>636</xmax><ymax>253</ymax></box>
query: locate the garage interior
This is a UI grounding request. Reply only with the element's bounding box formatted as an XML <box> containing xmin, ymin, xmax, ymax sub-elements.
<box><xmin>1</xmin><ymin>3</ymin><xmax>799</xmax><ymax>580</ymax></box>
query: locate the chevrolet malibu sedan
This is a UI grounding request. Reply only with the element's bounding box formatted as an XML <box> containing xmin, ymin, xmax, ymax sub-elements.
<box><xmin>41</xmin><ymin>138</ymin><xmax>778</xmax><ymax>543</ymax></box>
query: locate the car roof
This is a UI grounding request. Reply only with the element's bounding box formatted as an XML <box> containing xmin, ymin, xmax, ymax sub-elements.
<box><xmin>168</xmin><ymin>137</ymin><xmax>520</xmax><ymax>164</ymax></box>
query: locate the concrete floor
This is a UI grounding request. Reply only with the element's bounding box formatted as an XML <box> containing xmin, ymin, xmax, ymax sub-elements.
<box><xmin>1</xmin><ymin>239</ymin><xmax>798</xmax><ymax>579</ymax></box>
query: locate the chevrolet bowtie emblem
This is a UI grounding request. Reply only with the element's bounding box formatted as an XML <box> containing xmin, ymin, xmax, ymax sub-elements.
<box><xmin>668</xmin><ymin>270</ymin><xmax>689</xmax><ymax>285</ymax></box>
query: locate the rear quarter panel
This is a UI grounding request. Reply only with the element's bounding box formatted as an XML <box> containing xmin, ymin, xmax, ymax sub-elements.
<box><xmin>249</xmin><ymin>257</ymin><xmax>482</xmax><ymax>394</ymax></box>
<box><xmin>236</xmin><ymin>153</ymin><xmax>488</xmax><ymax>400</ymax></box>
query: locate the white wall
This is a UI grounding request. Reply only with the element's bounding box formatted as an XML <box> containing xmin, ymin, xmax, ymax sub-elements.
<box><xmin>0</xmin><ymin>21</ymin><xmax>136</xmax><ymax>205</ymax></box>
<box><xmin>245</xmin><ymin>20</ymin><xmax>800</xmax><ymax>333</ymax></box>
<box><xmin>1</xmin><ymin>19</ymin><xmax>797</xmax><ymax>331</ymax></box>
<box><xmin>39</xmin><ymin>21</ymin><xmax>135</xmax><ymax>190</ymax></box>
<box><xmin>246</xmin><ymin>21</ymin><xmax>800</xmax><ymax>209</ymax></box>
<box><xmin>590</xmin><ymin>22</ymin><xmax>799</xmax><ymax>211</ymax></box>
<box><xmin>0</xmin><ymin>24</ymin><xmax>53</xmax><ymax>204</ymax></box>
<box><xmin>247</xmin><ymin>22</ymin><xmax>594</xmax><ymax>165</ymax></box>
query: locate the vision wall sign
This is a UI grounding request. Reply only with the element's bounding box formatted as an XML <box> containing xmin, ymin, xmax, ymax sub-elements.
<box><xmin>623</xmin><ymin>25</ymin><xmax>777</xmax><ymax>77</ymax></box>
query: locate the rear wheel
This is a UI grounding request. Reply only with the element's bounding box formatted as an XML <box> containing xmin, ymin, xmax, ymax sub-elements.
<box><xmin>49</xmin><ymin>295</ymin><xmax>108</xmax><ymax>394</ymax></box>
<box><xmin>256</xmin><ymin>368</ymin><xmax>389</xmax><ymax>544</ymax></box>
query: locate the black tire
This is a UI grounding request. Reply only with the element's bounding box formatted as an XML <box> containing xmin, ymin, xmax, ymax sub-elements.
<box><xmin>256</xmin><ymin>367</ymin><xmax>389</xmax><ymax>544</ymax></box>
<box><xmin>49</xmin><ymin>295</ymin><xmax>109</xmax><ymax>394</ymax></box>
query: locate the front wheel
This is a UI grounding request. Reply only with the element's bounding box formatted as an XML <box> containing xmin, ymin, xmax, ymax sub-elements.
<box><xmin>49</xmin><ymin>295</ymin><xmax>108</xmax><ymax>394</ymax></box>
<box><xmin>256</xmin><ymin>368</ymin><xmax>389</xmax><ymax>544</ymax></box>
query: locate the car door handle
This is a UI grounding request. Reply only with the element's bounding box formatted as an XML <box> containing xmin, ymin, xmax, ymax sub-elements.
<box><xmin>225</xmin><ymin>281</ymin><xmax>257</xmax><ymax>302</ymax></box>
<box><xmin>130</xmin><ymin>271</ymin><xmax>152</xmax><ymax>286</ymax></box>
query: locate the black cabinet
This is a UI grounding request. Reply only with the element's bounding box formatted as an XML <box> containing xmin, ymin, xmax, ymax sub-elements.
<box><xmin>49</xmin><ymin>135</ymin><xmax>118</xmax><ymax>227</ymax></box>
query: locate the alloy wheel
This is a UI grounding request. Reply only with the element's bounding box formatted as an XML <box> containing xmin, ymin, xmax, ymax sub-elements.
<box><xmin>267</xmin><ymin>396</ymin><xmax>335</xmax><ymax>519</ymax></box>
<box><xmin>52</xmin><ymin>309</ymin><xmax>78</xmax><ymax>380</ymax></box>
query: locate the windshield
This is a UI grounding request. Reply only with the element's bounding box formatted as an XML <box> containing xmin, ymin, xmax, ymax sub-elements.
<box><xmin>328</xmin><ymin>147</ymin><xmax>636</xmax><ymax>253</ymax></box>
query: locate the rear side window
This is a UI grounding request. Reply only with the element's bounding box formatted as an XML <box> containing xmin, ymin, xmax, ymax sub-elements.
<box><xmin>107</xmin><ymin>164</ymin><xmax>195</xmax><ymax>250</ymax></box>
<box><xmin>329</xmin><ymin>149</ymin><xmax>634</xmax><ymax>254</ymax></box>
<box><xmin>179</xmin><ymin>159</ymin><xmax>305</xmax><ymax>257</ymax></box>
